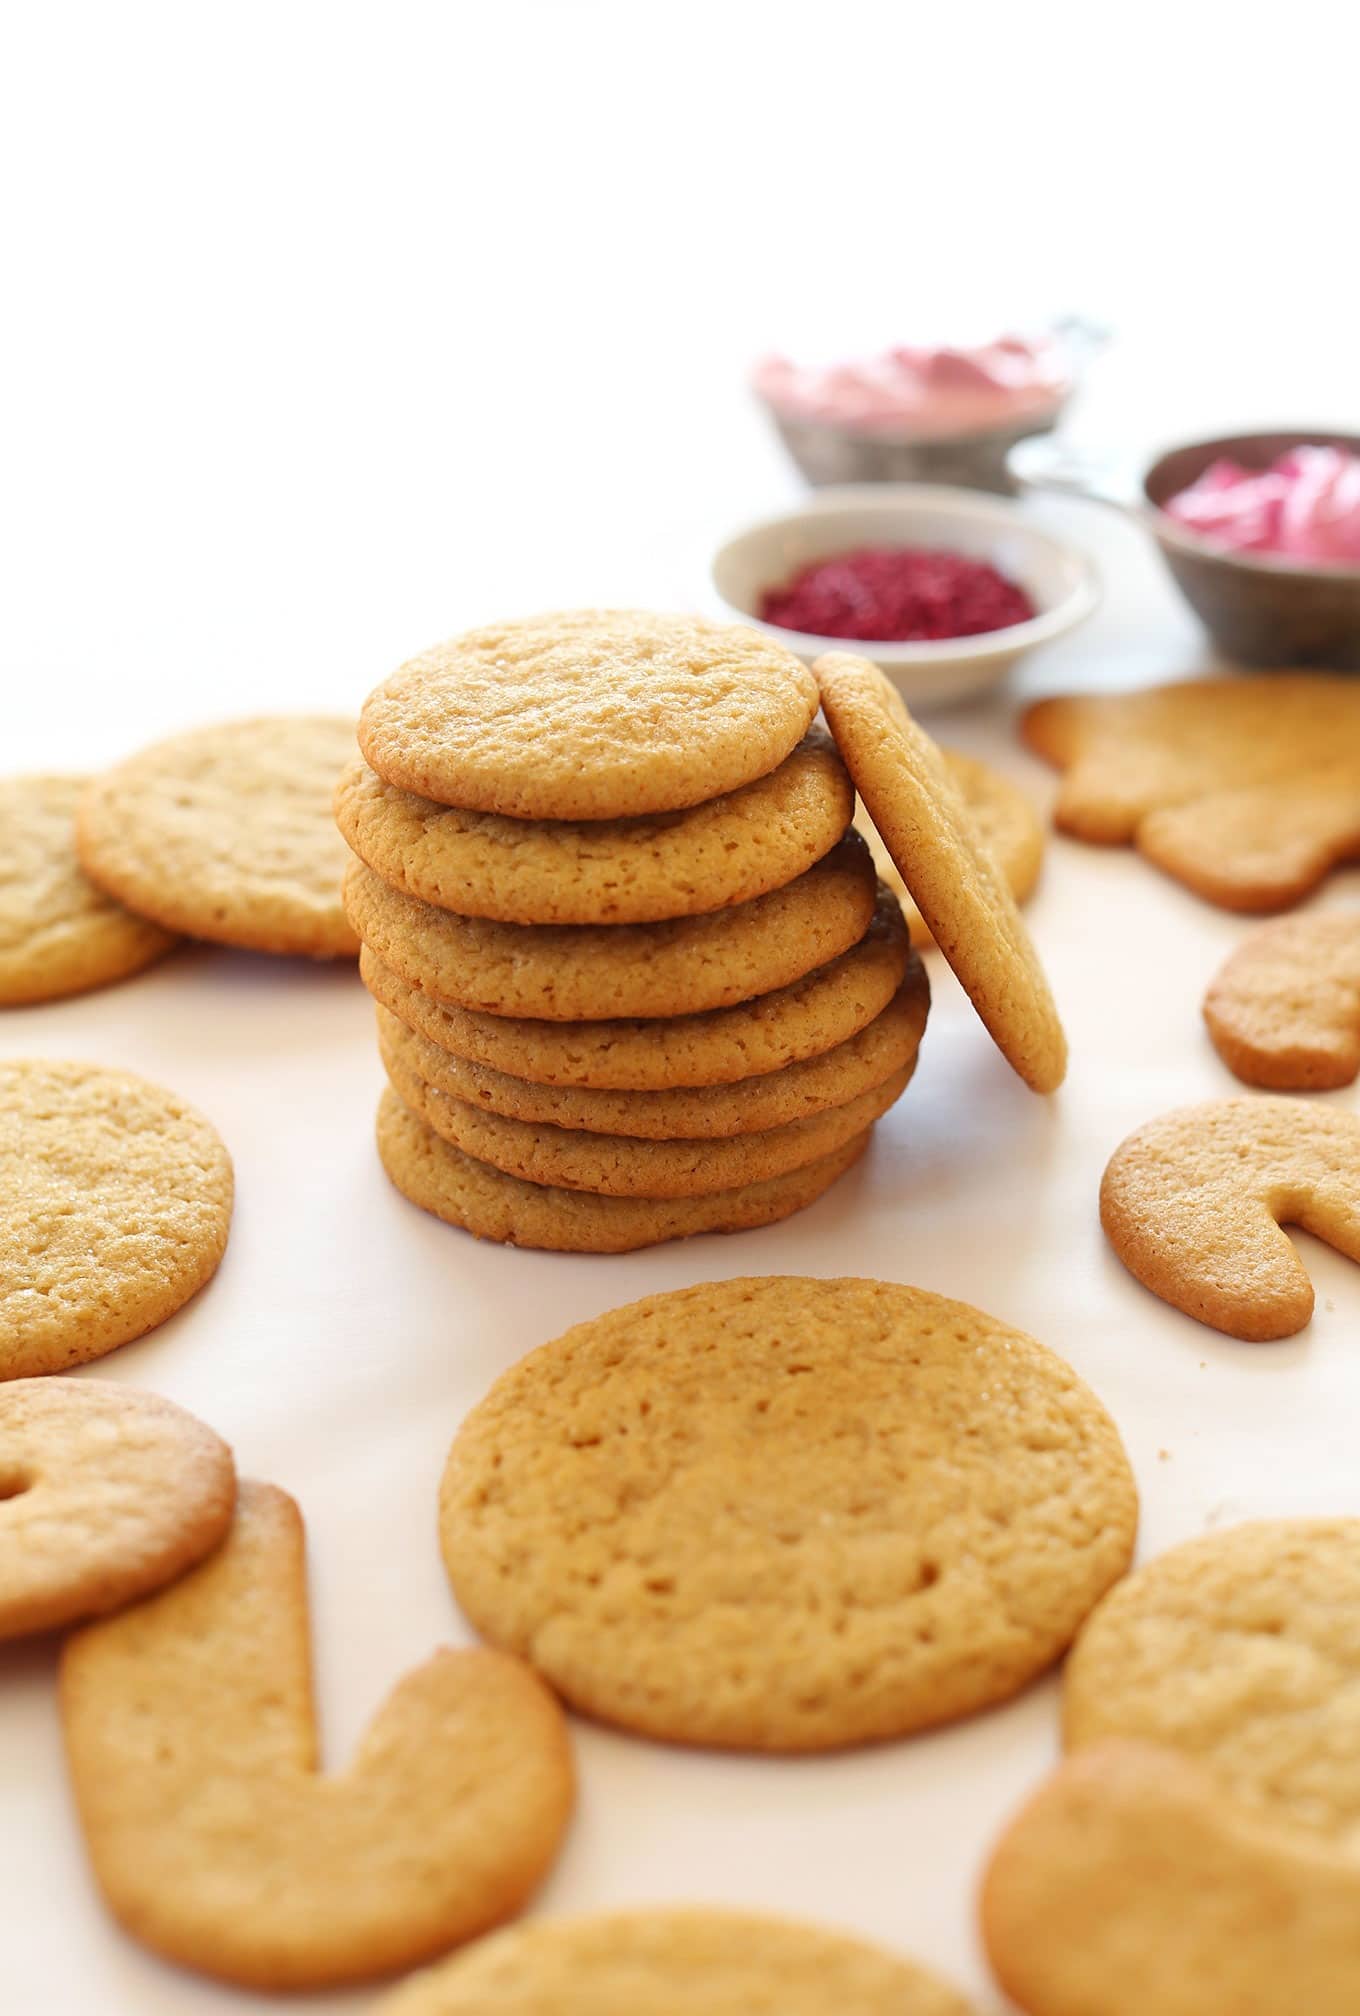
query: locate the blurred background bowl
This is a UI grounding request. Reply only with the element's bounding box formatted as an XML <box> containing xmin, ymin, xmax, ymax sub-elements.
<box><xmin>711</xmin><ymin>484</ymin><xmax>1099</xmax><ymax>709</ymax></box>
<box><xmin>762</xmin><ymin>403</ymin><xmax>1070</xmax><ymax>497</ymax></box>
<box><xmin>1012</xmin><ymin>428</ymin><xmax>1360</xmax><ymax>667</ymax></box>
<box><xmin>1146</xmin><ymin>430</ymin><xmax>1360</xmax><ymax>668</ymax></box>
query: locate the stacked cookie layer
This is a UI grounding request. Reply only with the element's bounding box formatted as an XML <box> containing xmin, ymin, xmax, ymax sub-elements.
<box><xmin>340</xmin><ymin>611</ymin><xmax>929</xmax><ymax>1252</ymax></box>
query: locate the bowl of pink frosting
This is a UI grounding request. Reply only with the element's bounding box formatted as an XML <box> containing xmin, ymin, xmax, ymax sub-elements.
<box><xmin>752</xmin><ymin>329</ymin><xmax>1100</xmax><ymax>496</ymax></box>
<box><xmin>1014</xmin><ymin>429</ymin><xmax>1360</xmax><ymax>667</ymax></box>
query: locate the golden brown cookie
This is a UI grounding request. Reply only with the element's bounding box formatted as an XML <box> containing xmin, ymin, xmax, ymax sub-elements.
<box><xmin>981</xmin><ymin>1742</ymin><xmax>1360</xmax><ymax>2016</ymax></box>
<box><xmin>373</xmin><ymin>1906</ymin><xmax>976</xmax><ymax>2016</ymax></box>
<box><xmin>336</xmin><ymin>729</ymin><xmax>853</xmax><ymax>925</ymax></box>
<box><xmin>439</xmin><ymin>1277</ymin><xmax>1137</xmax><ymax>1750</ymax></box>
<box><xmin>377</xmin><ymin>1090</ymin><xmax>870</xmax><ymax>1253</ymax></box>
<box><xmin>856</xmin><ymin>749</ymin><xmax>1043</xmax><ymax>947</ymax></box>
<box><xmin>360</xmin><ymin>882</ymin><xmax>911</xmax><ymax>1090</ymax></box>
<box><xmin>0</xmin><ymin>1379</ymin><xmax>235</xmax><ymax>1640</ymax></box>
<box><xmin>0</xmin><ymin>774</ymin><xmax>177</xmax><ymax>1004</ymax></box>
<box><xmin>344</xmin><ymin>832</ymin><xmax>877</xmax><ymax>1022</ymax></box>
<box><xmin>383</xmin><ymin>1037</ymin><xmax>912</xmax><ymax>1198</ymax></box>
<box><xmin>1204</xmin><ymin>913</ymin><xmax>1360</xmax><ymax>1088</ymax></box>
<box><xmin>1</xmin><ymin>1060</ymin><xmax>234</xmax><ymax>1379</ymax></box>
<box><xmin>60</xmin><ymin>1481</ymin><xmax>574</xmax><ymax>1991</ymax></box>
<box><xmin>357</xmin><ymin>610</ymin><xmax>819</xmax><ymax>820</ymax></box>
<box><xmin>1023</xmin><ymin>676</ymin><xmax>1360</xmax><ymax>910</ymax></box>
<box><xmin>817</xmin><ymin>653</ymin><xmax>1066</xmax><ymax>1092</ymax></box>
<box><xmin>374</xmin><ymin>959</ymin><xmax>926</xmax><ymax>1139</ymax></box>
<box><xmin>1099</xmin><ymin>1096</ymin><xmax>1360</xmax><ymax>1339</ymax></box>
<box><xmin>76</xmin><ymin>717</ymin><xmax>360</xmax><ymax>958</ymax></box>
<box><xmin>1064</xmin><ymin>1519</ymin><xmax>1360</xmax><ymax>1844</ymax></box>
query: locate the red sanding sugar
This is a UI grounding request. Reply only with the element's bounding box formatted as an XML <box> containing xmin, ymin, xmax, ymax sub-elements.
<box><xmin>760</xmin><ymin>544</ymin><xmax>1035</xmax><ymax>642</ymax></box>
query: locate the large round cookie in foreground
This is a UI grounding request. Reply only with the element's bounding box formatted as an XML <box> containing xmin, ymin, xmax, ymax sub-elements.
<box><xmin>76</xmin><ymin>717</ymin><xmax>359</xmax><ymax>958</ymax></box>
<box><xmin>440</xmin><ymin>1277</ymin><xmax>1137</xmax><ymax>1749</ymax></box>
<box><xmin>359</xmin><ymin>881</ymin><xmax>911</xmax><ymax>1089</ymax></box>
<box><xmin>817</xmin><ymin>652</ymin><xmax>1066</xmax><ymax>1091</ymax></box>
<box><xmin>373</xmin><ymin>1906</ymin><xmax>975</xmax><ymax>2016</ymax></box>
<box><xmin>336</xmin><ymin>728</ymin><xmax>853</xmax><ymax>925</ymax></box>
<box><xmin>0</xmin><ymin>1379</ymin><xmax>236</xmax><ymax>1640</ymax></box>
<box><xmin>357</xmin><ymin>610</ymin><xmax>819</xmax><ymax>820</ymax></box>
<box><xmin>377</xmin><ymin>1092</ymin><xmax>869</xmax><ymax>1253</ymax></box>
<box><xmin>1064</xmin><ymin>1518</ymin><xmax>1360</xmax><ymax>1844</ymax></box>
<box><xmin>0</xmin><ymin>774</ymin><xmax>178</xmax><ymax>1004</ymax></box>
<box><xmin>344</xmin><ymin>832</ymin><xmax>877</xmax><ymax>1022</ymax></box>
<box><xmin>373</xmin><ymin>956</ymin><xmax>927</xmax><ymax>1137</ymax></box>
<box><xmin>1</xmin><ymin>1061</ymin><xmax>233</xmax><ymax>1378</ymax></box>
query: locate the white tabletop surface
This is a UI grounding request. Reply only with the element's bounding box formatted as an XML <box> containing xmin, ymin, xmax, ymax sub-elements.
<box><xmin>3</xmin><ymin>5</ymin><xmax>1359</xmax><ymax>2011</ymax></box>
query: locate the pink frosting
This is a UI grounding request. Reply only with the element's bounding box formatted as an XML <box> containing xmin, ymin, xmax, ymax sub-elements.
<box><xmin>1164</xmin><ymin>447</ymin><xmax>1360</xmax><ymax>566</ymax></box>
<box><xmin>752</xmin><ymin>335</ymin><xmax>1069</xmax><ymax>438</ymax></box>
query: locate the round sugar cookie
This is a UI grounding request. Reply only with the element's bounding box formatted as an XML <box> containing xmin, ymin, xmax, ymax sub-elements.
<box><xmin>383</xmin><ymin>1039</ymin><xmax>912</xmax><ymax>1198</ymax></box>
<box><xmin>855</xmin><ymin>749</ymin><xmax>1043</xmax><ymax>947</ymax></box>
<box><xmin>1203</xmin><ymin>913</ymin><xmax>1360</xmax><ymax>1090</ymax></box>
<box><xmin>0</xmin><ymin>774</ymin><xmax>177</xmax><ymax>1004</ymax></box>
<box><xmin>0</xmin><ymin>1379</ymin><xmax>236</xmax><ymax>1639</ymax></box>
<box><xmin>817</xmin><ymin>652</ymin><xmax>1066</xmax><ymax>1092</ymax></box>
<box><xmin>359</xmin><ymin>882</ymin><xmax>911</xmax><ymax>1089</ymax></box>
<box><xmin>1065</xmin><ymin>1518</ymin><xmax>1360</xmax><ymax>1846</ymax></box>
<box><xmin>357</xmin><ymin>610</ymin><xmax>819</xmax><ymax>820</ymax></box>
<box><xmin>439</xmin><ymin>1277</ymin><xmax>1137</xmax><ymax>1750</ymax></box>
<box><xmin>344</xmin><ymin>831</ymin><xmax>877</xmax><ymax>1022</ymax></box>
<box><xmin>377</xmin><ymin>1091</ymin><xmax>870</xmax><ymax>1253</ymax></box>
<box><xmin>76</xmin><ymin>717</ymin><xmax>360</xmax><ymax>959</ymax></box>
<box><xmin>372</xmin><ymin>1906</ymin><xmax>975</xmax><ymax>2016</ymax></box>
<box><xmin>1</xmin><ymin>1060</ymin><xmax>234</xmax><ymax>1378</ymax></box>
<box><xmin>372</xmin><ymin>957</ymin><xmax>926</xmax><ymax>1138</ymax></box>
<box><xmin>336</xmin><ymin>728</ymin><xmax>853</xmax><ymax>925</ymax></box>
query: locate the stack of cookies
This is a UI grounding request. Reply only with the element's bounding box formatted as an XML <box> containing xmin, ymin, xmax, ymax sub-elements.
<box><xmin>338</xmin><ymin>610</ymin><xmax>930</xmax><ymax>1253</ymax></box>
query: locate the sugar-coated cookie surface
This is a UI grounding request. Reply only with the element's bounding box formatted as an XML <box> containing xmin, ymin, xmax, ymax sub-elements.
<box><xmin>440</xmin><ymin>1277</ymin><xmax>1136</xmax><ymax>1750</ymax></box>
<box><xmin>0</xmin><ymin>1060</ymin><xmax>233</xmax><ymax>1378</ymax></box>
<box><xmin>0</xmin><ymin>774</ymin><xmax>177</xmax><ymax>1004</ymax></box>
<box><xmin>373</xmin><ymin>958</ymin><xmax>927</xmax><ymax>1138</ymax></box>
<box><xmin>345</xmin><ymin>833</ymin><xmax>877</xmax><ymax>1022</ymax></box>
<box><xmin>1064</xmin><ymin>1518</ymin><xmax>1360</xmax><ymax>1843</ymax></box>
<box><xmin>856</xmin><ymin>748</ymin><xmax>1043</xmax><ymax>947</ymax></box>
<box><xmin>360</xmin><ymin>882</ymin><xmax>911</xmax><ymax>1089</ymax></box>
<box><xmin>1099</xmin><ymin>1096</ymin><xmax>1360</xmax><ymax>1339</ymax></box>
<box><xmin>373</xmin><ymin>1906</ymin><xmax>976</xmax><ymax>2015</ymax></box>
<box><xmin>0</xmin><ymin>1380</ymin><xmax>235</xmax><ymax>1639</ymax></box>
<box><xmin>1023</xmin><ymin>676</ymin><xmax>1360</xmax><ymax>910</ymax></box>
<box><xmin>1204</xmin><ymin>913</ymin><xmax>1360</xmax><ymax>1088</ymax></box>
<box><xmin>336</xmin><ymin>728</ymin><xmax>852</xmax><ymax>925</ymax></box>
<box><xmin>377</xmin><ymin>1092</ymin><xmax>871</xmax><ymax>1252</ymax></box>
<box><xmin>60</xmin><ymin>1482</ymin><xmax>574</xmax><ymax>1991</ymax></box>
<box><xmin>357</xmin><ymin>610</ymin><xmax>819</xmax><ymax>820</ymax></box>
<box><xmin>817</xmin><ymin>653</ymin><xmax>1066</xmax><ymax>1091</ymax></box>
<box><xmin>384</xmin><ymin>1032</ymin><xmax>912</xmax><ymax>1198</ymax></box>
<box><xmin>76</xmin><ymin>716</ymin><xmax>360</xmax><ymax>958</ymax></box>
<box><xmin>981</xmin><ymin>1743</ymin><xmax>1360</xmax><ymax>2016</ymax></box>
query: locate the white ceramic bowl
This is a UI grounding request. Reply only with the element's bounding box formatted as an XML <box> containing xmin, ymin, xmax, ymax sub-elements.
<box><xmin>711</xmin><ymin>484</ymin><xmax>1099</xmax><ymax>708</ymax></box>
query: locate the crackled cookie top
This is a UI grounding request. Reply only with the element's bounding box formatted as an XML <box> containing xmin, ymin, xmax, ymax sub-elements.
<box><xmin>0</xmin><ymin>774</ymin><xmax>176</xmax><ymax>1004</ymax></box>
<box><xmin>0</xmin><ymin>1059</ymin><xmax>233</xmax><ymax>1377</ymax></box>
<box><xmin>76</xmin><ymin>717</ymin><xmax>359</xmax><ymax>959</ymax></box>
<box><xmin>357</xmin><ymin>611</ymin><xmax>819</xmax><ymax>820</ymax></box>
<box><xmin>373</xmin><ymin>1906</ymin><xmax>975</xmax><ymax>2016</ymax></box>
<box><xmin>336</xmin><ymin>728</ymin><xmax>852</xmax><ymax>925</ymax></box>
<box><xmin>440</xmin><ymin>1277</ymin><xmax>1136</xmax><ymax>1749</ymax></box>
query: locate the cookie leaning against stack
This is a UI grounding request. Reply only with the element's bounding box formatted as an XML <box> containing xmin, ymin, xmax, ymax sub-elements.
<box><xmin>341</xmin><ymin>610</ymin><xmax>929</xmax><ymax>1252</ymax></box>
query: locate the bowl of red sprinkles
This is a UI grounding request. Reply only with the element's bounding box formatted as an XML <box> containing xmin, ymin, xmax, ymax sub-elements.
<box><xmin>712</xmin><ymin>485</ymin><xmax>1098</xmax><ymax>706</ymax></box>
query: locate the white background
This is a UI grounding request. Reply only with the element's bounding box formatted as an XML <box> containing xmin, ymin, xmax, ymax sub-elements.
<box><xmin>3</xmin><ymin>4</ymin><xmax>1359</xmax><ymax>2010</ymax></box>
